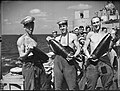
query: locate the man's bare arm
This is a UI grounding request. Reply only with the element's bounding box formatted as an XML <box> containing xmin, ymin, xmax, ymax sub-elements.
<box><xmin>73</xmin><ymin>35</ymin><xmax>81</xmax><ymax>57</ymax></box>
<box><xmin>83</xmin><ymin>32</ymin><xmax>92</xmax><ymax>58</ymax></box>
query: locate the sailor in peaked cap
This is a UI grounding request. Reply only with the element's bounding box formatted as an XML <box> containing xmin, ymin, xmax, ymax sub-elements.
<box><xmin>18</xmin><ymin>15</ymin><xmax>50</xmax><ymax>90</ymax></box>
<box><xmin>73</xmin><ymin>26</ymin><xmax>79</xmax><ymax>35</ymax></box>
<box><xmin>74</xmin><ymin>26</ymin><xmax>79</xmax><ymax>32</ymax></box>
<box><xmin>46</xmin><ymin>19</ymin><xmax>81</xmax><ymax>90</ymax></box>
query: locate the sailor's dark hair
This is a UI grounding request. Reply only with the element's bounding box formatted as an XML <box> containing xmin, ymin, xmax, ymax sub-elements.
<box><xmin>102</xmin><ymin>27</ymin><xmax>107</xmax><ymax>31</ymax></box>
<box><xmin>79</xmin><ymin>26</ymin><xmax>84</xmax><ymax>29</ymax></box>
<box><xmin>86</xmin><ymin>25</ymin><xmax>91</xmax><ymax>30</ymax></box>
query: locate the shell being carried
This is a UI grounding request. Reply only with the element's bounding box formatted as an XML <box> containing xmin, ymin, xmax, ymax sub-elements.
<box><xmin>32</xmin><ymin>47</ymin><xmax>49</xmax><ymax>63</ymax></box>
<box><xmin>91</xmin><ymin>33</ymin><xmax>112</xmax><ymax>59</ymax></box>
<box><xmin>47</xmin><ymin>39</ymin><xmax>82</xmax><ymax>71</ymax></box>
<box><xmin>47</xmin><ymin>39</ymin><xmax>82</xmax><ymax>62</ymax></box>
<box><xmin>86</xmin><ymin>33</ymin><xmax>113</xmax><ymax>67</ymax></box>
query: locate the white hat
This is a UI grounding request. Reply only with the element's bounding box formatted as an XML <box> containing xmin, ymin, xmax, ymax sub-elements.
<box><xmin>57</xmin><ymin>20</ymin><xmax>68</xmax><ymax>26</ymax></box>
<box><xmin>74</xmin><ymin>26</ymin><xmax>79</xmax><ymax>30</ymax></box>
<box><xmin>21</xmin><ymin>16</ymin><xmax>35</xmax><ymax>25</ymax></box>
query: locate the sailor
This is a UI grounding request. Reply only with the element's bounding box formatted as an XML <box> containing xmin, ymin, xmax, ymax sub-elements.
<box><xmin>52</xmin><ymin>30</ymin><xmax>57</xmax><ymax>39</ymax></box>
<box><xmin>17</xmin><ymin>16</ymin><xmax>50</xmax><ymax>90</ymax></box>
<box><xmin>46</xmin><ymin>19</ymin><xmax>81</xmax><ymax>90</ymax></box>
<box><xmin>79</xmin><ymin>16</ymin><xmax>114</xmax><ymax>90</ymax></box>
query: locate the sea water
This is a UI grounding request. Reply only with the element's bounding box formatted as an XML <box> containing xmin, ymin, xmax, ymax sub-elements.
<box><xmin>1</xmin><ymin>34</ymin><xmax>51</xmax><ymax>75</ymax></box>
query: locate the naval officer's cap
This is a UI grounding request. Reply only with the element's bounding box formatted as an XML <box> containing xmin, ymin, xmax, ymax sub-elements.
<box><xmin>21</xmin><ymin>16</ymin><xmax>35</xmax><ymax>25</ymax></box>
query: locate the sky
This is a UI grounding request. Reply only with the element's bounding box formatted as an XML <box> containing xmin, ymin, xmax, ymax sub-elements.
<box><xmin>1</xmin><ymin>1</ymin><xmax>108</xmax><ymax>35</ymax></box>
